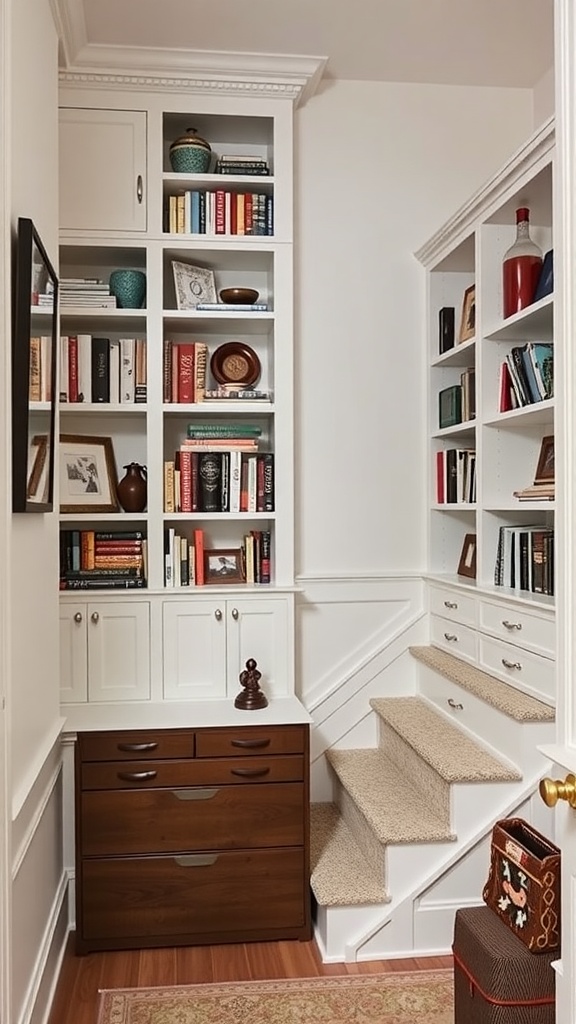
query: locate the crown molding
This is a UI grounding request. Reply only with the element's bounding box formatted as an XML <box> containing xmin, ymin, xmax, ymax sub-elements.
<box><xmin>57</xmin><ymin>41</ymin><xmax>327</xmax><ymax>107</ymax></box>
<box><xmin>49</xmin><ymin>0</ymin><xmax>87</xmax><ymax>68</ymax></box>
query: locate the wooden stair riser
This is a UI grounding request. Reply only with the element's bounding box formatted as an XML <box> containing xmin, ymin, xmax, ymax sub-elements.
<box><xmin>375</xmin><ymin>718</ymin><xmax>450</xmax><ymax>824</ymax></box>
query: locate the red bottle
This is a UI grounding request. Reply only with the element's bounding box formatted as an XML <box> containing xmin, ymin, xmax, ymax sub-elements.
<box><xmin>502</xmin><ymin>207</ymin><xmax>542</xmax><ymax>318</ymax></box>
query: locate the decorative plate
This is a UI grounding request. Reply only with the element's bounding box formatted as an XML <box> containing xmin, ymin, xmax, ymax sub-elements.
<box><xmin>210</xmin><ymin>342</ymin><xmax>261</xmax><ymax>387</ymax></box>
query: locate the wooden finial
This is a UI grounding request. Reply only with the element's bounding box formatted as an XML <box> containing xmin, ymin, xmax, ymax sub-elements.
<box><xmin>234</xmin><ymin>658</ymin><xmax>268</xmax><ymax>710</ymax></box>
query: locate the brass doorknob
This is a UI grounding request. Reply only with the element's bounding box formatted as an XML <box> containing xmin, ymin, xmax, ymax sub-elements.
<box><xmin>540</xmin><ymin>773</ymin><xmax>576</xmax><ymax>809</ymax></box>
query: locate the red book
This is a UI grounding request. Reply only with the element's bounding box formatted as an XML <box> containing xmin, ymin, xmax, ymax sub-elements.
<box><xmin>499</xmin><ymin>360</ymin><xmax>514</xmax><ymax>412</ymax></box>
<box><xmin>240</xmin><ymin>456</ymin><xmax>249</xmax><ymax>512</ymax></box>
<box><xmin>178</xmin><ymin>344</ymin><xmax>195</xmax><ymax>403</ymax></box>
<box><xmin>436</xmin><ymin>451</ymin><xmax>445</xmax><ymax>504</ymax></box>
<box><xmin>68</xmin><ymin>336</ymin><xmax>79</xmax><ymax>403</ymax></box>
<box><xmin>194</xmin><ymin>529</ymin><xmax>204</xmax><ymax>586</ymax></box>
<box><xmin>230</xmin><ymin>195</ymin><xmax>238</xmax><ymax>235</ymax></box>
<box><xmin>179</xmin><ymin>450</ymin><xmax>192</xmax><ymax>512</ymax></box>
<box><xmin>215</xmin><ymin>190</ymin><xmax>226</xmax><ymax>234</ymax></box>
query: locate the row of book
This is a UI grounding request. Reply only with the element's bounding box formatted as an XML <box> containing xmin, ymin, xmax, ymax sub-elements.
<box><xmin>164</xmin><ymin>449</ymin><xmax>274</xmax><ymax>513</ymax></box>
<box><xmin>59</xmin><ymin>530</ymin><xmax>147</xmax><ymax>590</ymax></box>
<box><xmin>165</xmin><ymin>528</ymin><xmax>271</xmax><ymax>587</ymax></box>
<box><xmin>499</xmin><ymin>342</ymin><xmax>553</xmax><ymax>412</ymax></box>
<box><xmin>163</xmin><ymin>340</ymin><xmax>208</xmax><ymax>403</ymax></box>
<box><xmin>438</xmin><ymin>369</ymin><xmax>475</xmax><ymax>429</ymax></box>
<box><xmin>494</xmin><ymin>524</ymin><xmax>554</xmax><ymax>595</ymax></box>
<box><xmin>164</xmin><ymin>190</ymin><xmax>274</xmax><ymax>236</ymax></box>
<box><xmin>436</xmin><ymin>448</ymin><xmax>476</xmax><ymax>504</ymax></box>
<box><xmin>60</xmin><ymin>335</ymin><xmax>147</xmax><ymax>404</ymax></box>
<box><xmin>29</xmin><ymin>337</ymin><xmax>53</xmax><ymax>402</ymax></box>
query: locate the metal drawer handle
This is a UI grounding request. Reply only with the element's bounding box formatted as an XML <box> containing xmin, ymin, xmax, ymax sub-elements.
<box><xmin>230</xmin><ymin>767</ymin><xmax>271</xmax><ymax>778</ymax></box>
<box><xmin>502</xmin><ymin>620</ymin><xmax>522</xmax><ymax>631</ymax></box>
<box><xmin>502</xmin><ymin>658</ymin><xmax>522</xmax><ymax>671</ymax></box>
<box><xmin>172</xmin><ymin>788</ymin><xmax>218</xmax><ymax>801</ymax></box>
<box><xmin>447</xmin><ymin>699</ymin><xmax>463</xmax><ymax>710</ymax></box>
<box><xmin>117</xmin><ymin>742</ymin><xmax>158</xmax><ymax>752</ymax></box>
<box><xmin>174</xmin><ymin>854</ymin><xmax>218</xmax><ymax>867</ymax></box>
<box><xmin>137</xmin><ymin>174</ymin><xmax>143</xmax><ymax>204</ymax></box>
<box><xmin>117</xmin><ymin>770</ymin><xmax>157</xmax><ymax>782</ymax></box>
<box><xmin>444</xmin><ymin>601</ymin><xmax>458</xmax><ymax>609</ymax></box>
<box><xmin>444</xmin><ymin>633</ymin><xmax>458</xmax><ymax>642</ymax></box>
<box><xmin>231</xmin><ymin>738</ymin><xmax>271</xmax><ymax>749</ymax></box>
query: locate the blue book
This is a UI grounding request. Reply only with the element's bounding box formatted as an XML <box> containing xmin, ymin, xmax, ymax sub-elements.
<box><xmin>191</xmin><ymin>191</ymin><xmax>200</xmax><ymax>234</ymax></box>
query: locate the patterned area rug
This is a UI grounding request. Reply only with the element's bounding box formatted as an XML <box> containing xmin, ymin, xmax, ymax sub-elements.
<box><xmin>97</xmin><ymin>970</ymin><xmax>454</xmax><ymax>1024</ymax></box>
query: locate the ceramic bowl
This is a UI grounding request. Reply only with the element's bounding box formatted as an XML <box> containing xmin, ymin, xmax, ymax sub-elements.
<box><xmin>109</xmin><ymin>269</ymin><xmax>146</xmax><ymax>309</ymax></box>
<box><xmin>219</xmin><ymin>287</ymin><xmax>259</xmax><ymax>305</ymax></box>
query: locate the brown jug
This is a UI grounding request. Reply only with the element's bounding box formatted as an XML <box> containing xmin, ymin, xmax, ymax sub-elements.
<box><xmin>117</xmin><ymin>463</ymin><xmax>147</xmax><ymax>513</ymax></box>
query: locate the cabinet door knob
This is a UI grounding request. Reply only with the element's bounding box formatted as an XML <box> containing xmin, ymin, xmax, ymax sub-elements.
<box><xmin>74</xmin><ymin>612</ymin><xmax>83</xmax><ymax>623</ymax></box>
<box><xmin>502</xmin><ymin>658</ymin><xmax>522</xmax><ymax>670</ymax></box>
<box><xmin>136</xmin><ymin>173</ymin><xmax>143</xmax><ymax>204</ymax></box>
<box><xmin>540</xmin><ymin>774</ymin><xmax>576</xmax><ymax>809</ymax></box>
<box><xmin>231</xmin><ymin>607</ymin><xmax>239</xmax><ymax>620</ymax></box>
<box><xmin>444</xmin><ymin>632</ymin><xmax>458</xmax><ymax>642</ymax></box>
<box><xmin>214</xmin><ymin>608</ymin><xmax>223</xmax><ymax>621</ymax></box>
<box><xmin>91</xmin><ymin>612</ymin><xmax>99</xmax><ymax>623</ymax></box>
<box><xmin>502</xmin><ymin>620</ymin><xmax>522</xmax><ymax>631</ymax></box>
<box><xmin>444</xmin><ymin>601</ymin><xmax>458</xmax><ymax>609</ymax></box>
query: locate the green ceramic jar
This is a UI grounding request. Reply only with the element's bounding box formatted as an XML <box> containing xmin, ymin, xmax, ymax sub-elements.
<box><xmin>169</xmin><ymin>128</ymin><xmax>212</xmax><ymax>174</ymax></box>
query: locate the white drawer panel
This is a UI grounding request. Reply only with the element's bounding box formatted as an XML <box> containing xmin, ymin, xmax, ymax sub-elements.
<box><xmin>431</xmin><ymin>615</ymin><xmax>477</xmax><ymax>663</ymax></box>
<box><xmin>429</xmin><ymin>586</ymin><xmax>477</xmax><ymax>627</ymax></box>
<box><xmin>478</xmin><ymin>635</ymin><xmax>555</xmax><ymax>705</ymax></box>
<box><xmin>479</xmin><ymin>599</ymin><xmax>555</xmax><ymax>659</ymax></box>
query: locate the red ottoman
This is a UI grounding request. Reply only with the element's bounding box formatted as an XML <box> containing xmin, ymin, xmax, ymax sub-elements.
<box><xmin>453</xmin><ymin>906</ymin><xmax>556</xmax><ymax>1023</ymax></box>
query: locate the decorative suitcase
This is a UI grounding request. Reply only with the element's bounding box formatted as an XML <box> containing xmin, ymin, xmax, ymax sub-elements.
<box><xmin>453</xmin><ymin>906</ymin><xmax>556</xmax><ymax>1023</ymax></box>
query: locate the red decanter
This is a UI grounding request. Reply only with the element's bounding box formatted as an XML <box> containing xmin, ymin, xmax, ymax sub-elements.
<box><xmin>502</xmin><ymin>207</ymin><xmax>542</xmax><ymax>318</ymax></box>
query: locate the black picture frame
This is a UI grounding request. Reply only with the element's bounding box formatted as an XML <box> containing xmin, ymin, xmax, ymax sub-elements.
<box><xmin>12</xmin><ymin>218</ymin><xmax>59</xmax><ymax>512</ymax></box>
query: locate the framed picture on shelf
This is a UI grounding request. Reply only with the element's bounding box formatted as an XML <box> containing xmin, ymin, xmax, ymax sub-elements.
<box><xmin>457</xmin><ymin>533</ymin><xmax>477</xmax><ymax>579</ymax></box>
<box><xmin>204</xmin><ymin>548</ymin><xmax>245</xmax><ymax>584</ymax></box>
<box><xmin>26</xmin><ymin>434</ymin><xmax>49</xmax><ymax>504</ymax></box>
<box><xmin>458</xmin><ymin>284</ymin><xmax>476</xmax><ymax>343</ymax></box>
<box><xmin>535</xmin><ymin>435</ymin><xmax>555</xmax><ymax>484</ymax></box>
<box><xmin>59</xmin><ymin>434</ymin><xmax>119</xmax><ymax>513</ymax></box>
<box><xmin>172</xmin><ymin>261</ymin><xmax>216</xmax><ymax>310</ymax></box>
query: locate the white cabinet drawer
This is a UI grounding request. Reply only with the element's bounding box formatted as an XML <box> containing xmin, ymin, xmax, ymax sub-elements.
<box><xmin>479</xmin><ymin>599</ymin><xmax>555</xmax><ymax>659</ymax></box>
<box><xmin>478</xmin><ymin>635</ymin><xmax>555</xmax><ymax>705</ymax></box>
<box><xmin>431</xmin><ymin>615</ymin><xmax>477</xmax><ymax>662</ymax></box>
<box><xmin>429</xmin><ymin>586</ymin><xmax>477</xmax><ymax>627</ymax></box>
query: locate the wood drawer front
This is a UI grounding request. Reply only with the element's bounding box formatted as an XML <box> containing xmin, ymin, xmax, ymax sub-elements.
<box><xmin>80</xmin><ymin>782</ymin><xmax>304</xmax><ymax>856</ymax></box>
<box><xmin>431</xmin><ymin>615</ymin><xmax>477</xmax><ymax>662</ymax></box>
<box><xmin>429</xmin><ymin>587</ymin><xmax>477</xmax><ymax>627</ymax></box>
<box><xmin>478</xmin><ymin>635</ymin><xmax>555</xmax><ymax>705</ymax></box>
<box><xmin>195</xmin><ymin>725</ymin><xmax>306</xmax><ymax>758</ymax></box>
<box><xmin>78</xmin><ymin>730</ymin><xmax>194</xmax><ymax>762</ymax></box>
<box><xmin>81</xmin><ymin>755</ymin><xmax>304</xmax><ymax>790</ymax></box>
<box><xmin>478</xmin><ymin>600</ymin><xmax>555</xmax><ymax>659</ymax></box>
<box><xmin>80</xmin><ymin>848</ymin><xmax>307</xmax><ymax>942</ymax></box>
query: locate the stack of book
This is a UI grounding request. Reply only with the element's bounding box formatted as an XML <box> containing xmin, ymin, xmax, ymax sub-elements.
<box><xmin>494</xmin><ymin>524</ymin><xmax>554</xmax><ymax>595</ymax></box>
<box><xmin>513</xmin><ymin>483</ymin><xmax>555</xmax><ymax>501</ymax></box>
<box><xmin>60</xmin><ymin>530</ymin><xmax>147</xmax><ymax>589</ymax></box>
<box><xmin>215</xmin><ymin>155</ymin><xmax>270</xmax><ymax>176</ymax></box>
<box><xmin>60</xmin><ymin>336</ymin><xmax>147</xmax><ymax>404</ymax></box>
<box><xmin>499</xmin><ymin>342</ymin><xmax>553</xmax><ymax>411</ymax></box>
<box><xmin>163</xmin><ymin>341</ymin><xmax>208</xmax><ymax>403</ymax></box>
<box><xmin>53</xmin><ymin>278</ymin><xmax>117</xmax><ymax>309</ymax></box>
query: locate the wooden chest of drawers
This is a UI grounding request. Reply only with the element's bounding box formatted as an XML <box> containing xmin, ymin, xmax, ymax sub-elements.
<box><xmin>75</xmin><ymin>724</ymin><xmax>311</xmax><ymax>953</ymax></box>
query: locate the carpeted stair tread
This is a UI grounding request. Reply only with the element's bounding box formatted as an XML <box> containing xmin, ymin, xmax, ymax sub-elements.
<box><xmin>410</xmin><ymin>645</ymin><xmax>555</xmax><ymax>722</ymax></box>
<box><xmin>369</xmin><ymin>696</ymin><xmax>521</xmax><ymax>782</ymax></box>
<box><xmin>325</xmin><ymin>748</ymin><xmax>455</xmax><ymax>845</ymax></box>
<box><xmin>310</xmin><ymin>802</ymin><xmax>390</xmax><ymax>906</ymax></box>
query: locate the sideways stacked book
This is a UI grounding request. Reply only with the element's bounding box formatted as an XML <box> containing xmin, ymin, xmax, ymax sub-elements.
<box><xmin>494</xmin><ymin>524</ymin><xmax>554</xmax><ymax>595</ymax></box>
<box><xmin>164</xmin><ymin>423</ymin><xmax>274</xmax><ymax>513</ymax></box>
<box><xmin>61</xmin><ymin>335</ymin><xmax>146</xmax><ymax>404</ymax></box>
<box><xmin>60</xmin><ymin>530</ymin><xmax>147</xmax><ymax>589</ymax></box>
<box><xmin>215</xmin><ymin>155</ymin><xmax>270</xmax><ymax>176</ymax></box>
<box><xmin>52</xmin><ymin>278</ymin><xmax>117</xmax><ymax>309</ymax></box>
<box><xmin>513</xmin><ymin>482</ymin><xmax>555</xmax><ymax>501</ymax></box>
<box><xmin>499</xmin><ymin>342</ymin><xmax>553</xmax><ymax>411</ymax></box>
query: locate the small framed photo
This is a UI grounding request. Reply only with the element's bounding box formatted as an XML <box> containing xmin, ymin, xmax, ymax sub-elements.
<box><xmin>204</xmin><ymin>548</ymin><xmax>245</xmax><ymax>585</ymax></box>
<box><xmin>59</xmin><ymin>434</ymin><xmax>119</xmax><ymax>513</ymax></box>
<box><xmin>457</xmin><ymin>533</ymin><xmax>477</xmax><ymax>579</ymax></box>
<box><xmin>172</xmin><ymin>260</ymin><xmax>216</xmax><ymax>309</ymax></box>
<box><xmin>458</xmin><ymin>284</ymin><xmax>476</xmax><ymax>343</ymax></box>
<box><xmin>535</xmin><ymin>435</ymin><xmax>555</xmax><ymax>484</ymax></box>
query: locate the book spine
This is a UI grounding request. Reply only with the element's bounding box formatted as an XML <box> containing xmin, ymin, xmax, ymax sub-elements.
<box><xmin>60</xmin><ymin>336</ymin><xmax>69</xmax><ymax>401</ymax></box>
<box><xmin>135</xmin><ymin>338</ymin><xmax>147</xmax><ymax>403</ymax></box>
<box><xmin>120</xmin><ymin>338</ymin><xmax>135</xmax><ymax>403</ymax></box>
<box><xmin>229</xmin><ymin>449</ymin><xmax>242</xmax><ymax>513</ymax></box>
<box><xmin>262</xmin><ymin>452</ymin><xmax>274</xmax><ymax>511</ymax></box>
<box><xmin>260</xmin><ymin>530</ymin><xmax>271</xmax><ymax>584</ymax></box>
<box><xmin>91</xmin><ymin>337</ymin><xmax>110</xmax><ymax>403</ymax></box>
<box><xmin>68</xmin><ymin>336</ymin><xmax>79</xmax><ymax>403</ymax></box>
<box><xmin>194</xmin><ymin>529</ymin><xmax>205</xmax><ymax>586</ymax></box>
<box><xmin>77</xmin><ymin>333</ymin><xmax>92</xmax><ymax>403</ymax></box>
<box><xmin>109</xmin><ymin>338</ymin><xmax>120</xmax><ymax>404</ymax></box>
<box><xmin>215</xmin><ymin>189</ymin><xmax>226</xmax><ymax>234</ymax></box>
<box><xmin>94</xmin><ymin>542</ymin><xmax>143</xmax><ymax>554</ymax></box>
<box><xmin>29</xmin><ymin>337</ymin><xmax>41</xmax><ymax>402</ymax></box>
<box><xmin>177</xmin><ymin>343</ymin><xmax>195</xmax><ymax>403</ymax></box>
<box><xmin>194</xmin><ymin>342</ymin><xmax>208</xmax><ymax>402</ymax></box>
<box><xmin>179</xmin><ymin>450</ymin><xmax>192</xmax><ymax>512</ymax></box>
<box><xmin>61</xmin><ymin>578</ymin><xmax>146</xmax><ymax>589</ymax></box>
<box><xmin>198</xmin><ymin>452</ymin><xmax>222</xmax><ymax>512</ymax></box>
<box><xmin>163</xmin><ymin>340</ymin><xmax>173</xmax><ymax>403</ymax></box>
<box><xmin>94</xmin><ymin>531</ymin><xmax>145</xmax><ymax>540</ymax></box>
<box><xmin>164</xmin><ymin>460</ymin><xmax>175</xmax><ymax>513</ymax></box>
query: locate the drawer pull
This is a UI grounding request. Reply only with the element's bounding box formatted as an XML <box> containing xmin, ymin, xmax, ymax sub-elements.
<box><xmin>502</xmin><ymin>658</ymin><xmax>522</xmax><ymax>671</ymax></box>
<box><xmin>231</xmin><ymin>738</ymin><xmax>271</xmax><ymax>749</ymax></box>
<box><xmin>444</xmin><ymin>633</ymin><xmax>458</xmax><ymax>642</ymax></box>
<box><xmin>444</xmin><ymin>601</ymin><xmax>458</xmax><ymax>609</ymax></box>
<box><xmin>117</xmin><ymin>770</ymin><xmax>157</xmax><ymax>782</ymax></box>
<box><xmin>447</xmin><ymin>699</ymin><xmax>464</xmax><ymax>710</ymax></box>
<box><xmin>502</xmin><ymin>620</ymin><xmax>522</xmax><ymax>631</ymax></box>
<box><xmin>117</xmin><ymin>742</ymin><xmax>159</xmax><ymax>752</ymax></box>
<box><xmin>174</xmin><ymin>854</ymin><xmax>218</xmax><ymax>867</ymax></box>
<box><xmin>230</xmin><ymin>767</ymin><xmax>271</xmax><ymax>778</ymax></box>
<box><xmin>172</xmin><ymin>788</ymin><xmax>218</xmax><ymax>801</ymax></box>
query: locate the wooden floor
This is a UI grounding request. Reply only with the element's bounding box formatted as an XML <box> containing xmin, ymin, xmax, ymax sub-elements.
<box><xmin>47</xmin><ymin>934</ymin><xmax>453</xmax><ymax>1024</ymax></box>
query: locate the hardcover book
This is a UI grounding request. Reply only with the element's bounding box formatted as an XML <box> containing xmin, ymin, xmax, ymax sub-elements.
<box><xmin>438</xmin><ymin>384</ymin><xmax>462</xmax><ymax>428</ymax></box>
<box><xmin>438</xmin><ymin>306</ymin><xmax>455</xmax><ymax>354</ymax></box>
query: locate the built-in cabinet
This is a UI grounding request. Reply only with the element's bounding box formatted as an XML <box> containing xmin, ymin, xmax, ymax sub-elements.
<box><xmin>59</xmin><ymin>600</ymin><xmax>150</xmax><ymax>703</ymax></box>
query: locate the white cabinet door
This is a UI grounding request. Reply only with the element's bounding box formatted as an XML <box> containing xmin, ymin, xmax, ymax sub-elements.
<box><xmin>87</xmin><ymin>602</ymin><xmax>150</xmax><ymax>702</ymax></box>
<box><xmin>59</xmin><ymin>108</ymin><xmax>147</xmax><ymax>232</ymax></box>
<box><xmin>226</xmin><ymin>598</ymin><xmax>291</xmax><ymax>699</ymax></box>
<box><xmin>162</xmin><ymin>599</ymin><xmax>227</xmax><ymax>701</ymax></box>
<box><xmin>59</xmin><ymin>603</ymin><xmax>88</xmax><ymax>703</ymax></box>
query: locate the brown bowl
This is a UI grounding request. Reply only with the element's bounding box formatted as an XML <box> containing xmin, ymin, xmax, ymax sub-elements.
<box><xmin>219</xmin><ymin>287</ymin><xmax>259</xmax><ymax>305</ymax></box>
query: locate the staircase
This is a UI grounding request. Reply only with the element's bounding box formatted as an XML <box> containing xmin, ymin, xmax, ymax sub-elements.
<box><xmin>310</xmin><ymin>645</ymin><xmax>555</xmax><ymax>962</ymax></box>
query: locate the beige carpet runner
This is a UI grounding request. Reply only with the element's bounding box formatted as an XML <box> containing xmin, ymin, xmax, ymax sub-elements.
<box><xmin>97</xmin><ymin>970</ymin><xmax>454</xmax><ymax>1024</ymax></box>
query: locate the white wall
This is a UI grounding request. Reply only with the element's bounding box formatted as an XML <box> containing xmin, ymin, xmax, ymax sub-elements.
<box><xmin>294</xmin><ymin>79</ymin><xmax>534</xmax><ymax>579</ymax></box>
<box><xmin>533</xmin><ymin>66</ymin><xmax>554</xmax><ymax>126</ymax></box>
